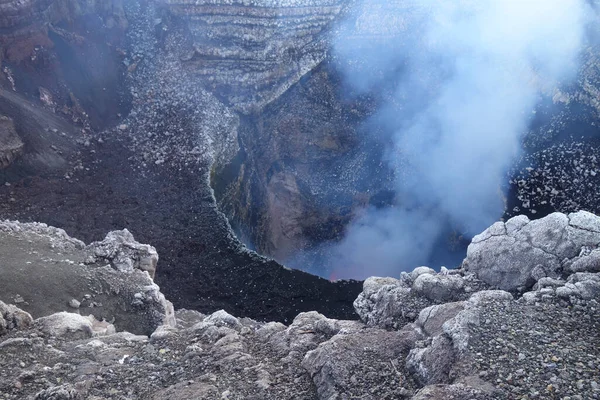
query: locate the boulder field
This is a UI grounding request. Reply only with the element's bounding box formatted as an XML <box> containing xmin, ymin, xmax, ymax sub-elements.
<box><xmin>0</xmin><ymin>211</ymin><xmax>598</xmax><ymax>399</ymax></box>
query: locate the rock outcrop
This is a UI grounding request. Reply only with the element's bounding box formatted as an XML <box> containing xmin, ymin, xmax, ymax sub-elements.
<box><xmin>353</xmin><ymin>268</ymin><xmax>488</xmax><ymax>330</ymax></box>
<box><xmin>463</xmin><ymin>211</ymin><xmax>600</xmax><ymax>291</ymax></box>
<box><xmin>0</xmin><ymin>221</ymin><xmax>173</xmax><ymax>335</ymax></box>
<box><xmin>0</xmin><ymin>300</ymin><xmax>33</xmax><ymax>336</ymax></box>
<box><xmin>0</xmin><ymin>0</ymin><xmax>129</xmax><ymax>129</ymax></box>
<box><xmin>1</xmin><ymin>213</ymin><xmax>599</xmax><ymax>399</ymax></box>
<box><xmin>165</xmin><ymin>0</ymin><xmax>344</xmax><ymax>113</ymax></box>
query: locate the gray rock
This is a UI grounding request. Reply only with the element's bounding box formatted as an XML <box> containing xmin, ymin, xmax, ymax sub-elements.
<box><xmin>34</xmin><ymin>384</ymin><xmax>83</xmax><ymax>400</ymax></box>
<box><xmin>406</xmin><ymin>334</ymin><xmax>455</xmax><ymax>385</ymax></box>
<box><xmin>0</xmin><ymin>301</ymin><xmax>33</xmax><ymax>336</ymax></box>
<box><xmin>412</xmin><ymin>274</ymin><xmax>465</xmax><ymax>302</ymax></box>
<box><xmin>566</xmin><ymin>249</ymin><xmax>600</xmax><ymax>273</ymax></box>
<box><xmin>416</xmin><ymin>302</ymin><xmax>466</xmax><ymax>337</ymax></box>
<box><xmin>68</xmin><ymin>299</ymin><xmax>81</xmax><ymax>309</ymax></box>
<box><xmin>174</xmin><ymin>309</ymin><xmax>206</xmax><ymax>330</ymax></box>
<box><xmin>85</xmin><ymin>229</ymin><xmax>159</xmax><ymax>278</ymax></box>
<box><xmin>35</xmin><ymin>312</ymin><xmax>96</xmax><ymax>340</ymax></box>
<box><xmin>353</xmin><ymin>280</ymin><xmax>417</xmax><ymax>329</ymax></box>
<box><xmin>302</xmin><ymin>326</ymin><xmax>420</xmax><ymax>399</ymax></box>
<box><xmin>354</xmin><ymin>270</ymin><xmax>482</xmax><ymax>330</ymax></box>
<box><xmin>150</xmin><ymin>324</ymin><xmax>179</xmax><ymax>341</ymax></box>
<box><xmin>204</xmin><ymin>310</ymin><xmax>243</xmax><ymax>331</ymax></box>
<box><xmin>410</xmin><ymin>266</ymin><xmax>437</xmax><ymax>281</ymax></box>
<box><xmin>0</xmin><ymin>221</ymin><xmax>174</xmax><ymax>335</ymax></box>
<box><xmin>463</xmin><ymin>212</ymin><xmax>600</xmax><ymax>291</ymax></box>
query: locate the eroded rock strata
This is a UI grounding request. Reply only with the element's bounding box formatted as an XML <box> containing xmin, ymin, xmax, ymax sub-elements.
<box><xmin>0</xmin><ymin>212</ymin><xmax>598</xmax><ymax>399</ymax></box>
<box><xmin>164</xmin><ymin>0</ymin><xmax>345</xmax><ymax>113</ymax></box>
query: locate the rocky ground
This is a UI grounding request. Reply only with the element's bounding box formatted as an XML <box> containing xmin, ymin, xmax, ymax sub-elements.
<box><xmin>0</xmin><ymin>211</ymin><xmax>598</xmax><ymax>399</ymax></box>
<box><xmin>0</xmin><ymin>2</ymin><xmax>599</xmax><ymax>398</ymax></box>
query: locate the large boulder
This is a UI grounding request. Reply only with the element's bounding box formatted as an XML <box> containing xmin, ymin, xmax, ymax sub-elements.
<box><xmin>85</xmin><ymin>229</ymin><xmax>159</xmax><ymax>278</ymax></box>
<box><xmin>463</xmin><ymin>211</ymin><xmax>600</xmax><ymax>291</ymax></box>
<box><xmin>353</xmin><ymin>270</ymin><xmax>485</xmax><ymax>329</ymax></box>
<box><xmin>34</xmin><ymin>312</ymin><xmax>115</xmax><ymax>340</ymax></box>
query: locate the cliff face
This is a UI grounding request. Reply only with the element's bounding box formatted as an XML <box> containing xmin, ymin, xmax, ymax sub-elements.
<box><xmin>164</xmin><ymin>0</ymin><xmax>345</xmax><ymax>113</ymax></box>
<box><xmin>184</xmin><ymin>0</ymin><xmax>412</xmax><ymax>265</ymax></box>
<box><xmin>215</xmin><ymin>65</ymin><xmax>390</xmax><ymax>263</ymax></box>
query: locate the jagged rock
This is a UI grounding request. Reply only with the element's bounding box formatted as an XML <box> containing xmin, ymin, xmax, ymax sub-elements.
<box><xmin>85</xmin><ymin>229</ymin><xmax>159</xmax><ymax>278</ymax></box>
<box><xmin>443</xmin><ymin>291</ymin><xmax>513</xmax><ymax>353</ymax></box>
<box><xmin>174</xmin><ymin>309</ymin><xmax>206</xmax><ymax>330</ymax></box>
<box><xmin>463</xmin><ymin>211</ymin><xmax>600</xmax><ymax>291</ymax></box>
<box><xmin>301</xmin><ymin>323</ymin><xmax>421</xmax><ymax>399</ymax></box>
<box><xmin>0</xmin><ymin>301</ymin><xmax>33</xmax><ymax>336</ymax></box>
<box><xmin>203</xmin><ymin>310</ymin><xmax>243</xmax><ymax>331</ymax></box>
<box><xmin>412</xmin><ymin>274</ymin><xmax>465</xmax><ymax>302</ymax></box>
<box><xmin>150</xmin><ymin>324</ymin><xmax>179</xmax><ymax>342</ymax></box>
<box><xmin>33</xmin><ymin>384</ymin><xmax>83</xmax><ymax>400</ymax></box>
<box><xmin>354</xmin><ymin>272</ymin><xmax>484</xmax><ymax>329</ymax></box>
<box><xmin>404</xmin><ymin>291</ymin><xmax>513</xmax><ymax>388</ymax></box>
<box><xmin>415</xmin><ymin>302</ymin><xmax>466</xmax><ymax>337</ymax></box>
<box><xmin>353</xmin><ymin>277</ymin><xmax>420</xmax><ymax>329</ymax></box>
<box><xmin>524</xmin><ymin>272</ymin><xmax>600</xmax><ymax>305</ymax></box>
<box><xmin>566</xmin><ymin>249</ymin><xmax>600</xmax><ymax>273</ymax></box>
<box><xmin>406</xmin><ymin>334</ymin><xmax>455</xmax><ymax>386</ymax></box>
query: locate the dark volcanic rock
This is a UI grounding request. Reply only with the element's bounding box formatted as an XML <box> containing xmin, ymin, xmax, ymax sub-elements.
<box><xmin>0</xmin><ymin>0</ymin><xmax>129</xmax><ymax>130</ymax></box>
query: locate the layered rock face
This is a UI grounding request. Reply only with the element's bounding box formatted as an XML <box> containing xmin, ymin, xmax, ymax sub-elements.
<box><xmin>164</xmin><ymin>0</ymin><xmax>344</xmax><ymax>113</ymax></box>
<box><xmin>0</xmin><ymin>213</ymin><xmax>598</xmax><ymax>399</ymax></box>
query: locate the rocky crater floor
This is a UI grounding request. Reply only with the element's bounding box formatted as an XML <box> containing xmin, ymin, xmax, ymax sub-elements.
<box><xmin>0</xmin><ymin>211</ymin><xmax>598</xmax><ymax>399</ymax></box>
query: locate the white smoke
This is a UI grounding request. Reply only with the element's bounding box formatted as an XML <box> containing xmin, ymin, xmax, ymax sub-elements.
<box><xmin>327</xmin><ymin>0</ymin><xmax>593</xmax><ymax>280</ymax></box>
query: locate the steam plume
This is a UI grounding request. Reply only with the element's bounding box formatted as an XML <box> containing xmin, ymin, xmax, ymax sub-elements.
<box><xmin>326</xmin><ymin>0</ymin><xmax>593</xmax><ymax>280</ymax></box>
